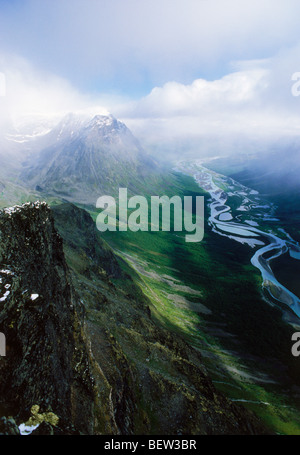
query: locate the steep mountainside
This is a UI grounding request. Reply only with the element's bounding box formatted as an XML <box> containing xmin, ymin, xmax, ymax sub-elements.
<box><xmin>21</xmin><ymin>113</ymin><xmax>164</xmax><ymax>204</ymax></box>
<box><xmin>0</xmin><ymin>201</ymin><xmax>268</xmax><ymax>434</ymax></box>
<box><xmin>0</xmin><ymin>202</ymin><xmax>95</xmax><ymax>434</ymax></box>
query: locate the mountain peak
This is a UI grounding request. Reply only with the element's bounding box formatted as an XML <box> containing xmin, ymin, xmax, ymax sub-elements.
<box><xmin>20</xmin><ymin>111</ymin><xmax>161</xmax><ymax>203</ymax></box>
<box><xmin>90</xmin><ymin>113</ymin><xmax>114</xmax><ymax>124</ymax></box>
<box><xmin>52</xmin><ymin>112</ymin><xmax>126</xmax><ymax>141</ymax></box>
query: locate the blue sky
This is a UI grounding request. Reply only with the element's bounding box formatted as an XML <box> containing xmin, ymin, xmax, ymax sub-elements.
<box><xmin>1</xmin><ymin>0</ymin><xmax>300</xmax><ymax>97</ymax></box>
<box><xmin>1</xmin><ymin>0</ymin><xmax>300</xmax><ymax>153</ymax></box>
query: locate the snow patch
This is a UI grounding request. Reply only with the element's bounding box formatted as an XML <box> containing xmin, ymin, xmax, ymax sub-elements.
<box><xmin>0</xmin><ymin>291</ymin><xmax>10</xmax><ymax>302</ymax></box>
<box><xmin>18</xmin><ymin>423</ymin><xmax>40</xmax><ymax>435</ymax></box>
<box><xmin>30</xmin><ymin>294</ymin><xmax>39</xmax><ymax>301</ymax></box>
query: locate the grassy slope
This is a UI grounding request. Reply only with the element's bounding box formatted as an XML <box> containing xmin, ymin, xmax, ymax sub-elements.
<box><xmin>84</xmin><ymin>172</ymin><xmax>300</xmax><ymax>435</ymax></box>
<box><xmin>51</xmin><ymin>201</ymin><xmax>268</xmax><ymax>435</ymax></box>
<box><xmin>0</xmin><ymin>179</ymin><xmax>39</xmax><ymax>208</ymax></box>
<box><xmin>2</xmin><ymin>170</ymin><xmax>300</xmax><ymax>433</ymax></box>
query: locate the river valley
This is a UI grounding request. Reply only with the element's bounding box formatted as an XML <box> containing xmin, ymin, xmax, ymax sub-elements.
<box><xmin>176</xmin><ymin>160</ymin><xmax>300</xmax><ymax>321</ymax></box>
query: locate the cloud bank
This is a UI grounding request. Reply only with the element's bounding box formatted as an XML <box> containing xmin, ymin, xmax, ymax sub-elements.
<box><xmin>1</xmin><ymin>0</ymin><xmax>300</xmax><ymax>94</ymax></box>
<box><xmin>0</xmin><ymin>53</ymin><xmax>112</xmax><ymax>132</ymax></box>
<box><xmin>115</xmin><ymin>45</ymin><xmax>300</xmax><ymax>157</ymax></box>
<box><xmin>1</xmin><ymin>1</ymin><xmax>300</xmax><ymax>157</ymax></box>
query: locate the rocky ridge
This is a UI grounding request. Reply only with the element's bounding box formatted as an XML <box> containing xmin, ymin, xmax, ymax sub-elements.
<box><xmin>0</xmin><ymin>202</ymin><xmax>269</xmax><ymax>435</ymax></box>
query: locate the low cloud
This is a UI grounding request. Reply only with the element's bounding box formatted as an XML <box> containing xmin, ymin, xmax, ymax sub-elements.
<box><xmin>0</xmin><ymin>53</ymin><xmax>111</xmax><ymax>132</ymax></box>
<box><xmin>115</xmin><ymin>45</ymin><xmax>300</xmax><ymax>157</ymax></box>
<box><xmin>2</xmin><ymin>43</ymin><xmax>300</xmax><ymax>160</ymax></box>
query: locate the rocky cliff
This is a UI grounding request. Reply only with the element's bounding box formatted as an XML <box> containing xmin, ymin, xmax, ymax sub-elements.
<box><xmin>0</xmin><ymin>202</ymin><xmax>95</xmax><ymax>434</ymax></box>
<box><xmin>0</xmin><ymin>202</ymin><xmax>269</xmax><ymax>435</ymax></box>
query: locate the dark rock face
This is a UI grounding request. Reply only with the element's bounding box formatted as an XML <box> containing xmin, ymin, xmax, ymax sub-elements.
<box><xmin>0</xmin><ymin>417</ymin><xmax>20</xmax><ymax>435</ymax></box>
<box><xmin>0</xmin><ymin>202</ymin><xmax>95</xmax><ymax>434</ymax></box>
<box><xmin>0</xmin><ymin>202</ymin><xmax>270</xmax><ymax>435</ymax></box>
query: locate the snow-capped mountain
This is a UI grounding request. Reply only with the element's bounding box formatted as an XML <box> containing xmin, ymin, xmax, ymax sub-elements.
<box><xmin>21</xmin><ymin>112</ymin><xmax>160</xmax><ymax>203</ymax></box>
